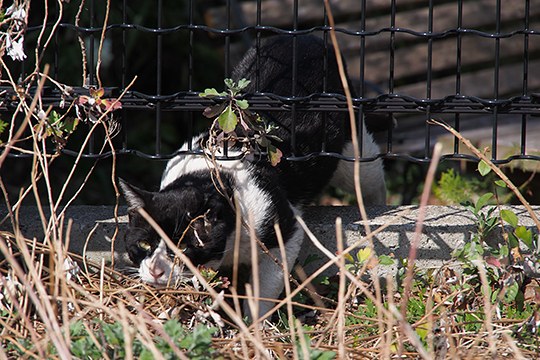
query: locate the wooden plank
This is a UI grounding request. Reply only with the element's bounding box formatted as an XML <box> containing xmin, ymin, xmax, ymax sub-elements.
<box><xmin>216</xmin><ymin>1</ymin><xmax>540</xmax><ymax>100</ymax></box>
<box><xmin>223</xmin><ymin>0</ymin><xmax>540</xmax><ymax>89</ymax></box>
<box><xmin>393</xmin><ymin>58</ymin><xmax>540</xmax><ymax>99</ymax></box>
<box><xmin>334</xmin><ymin>0</ymin><xmax>540</xmax><ymax>53</ymax></box>
<box><xmin>344</xmin><ymin>23</ymin><xmax>540</xmax><ymax>86</ymax></box>
<box><xmin>390</xmin><ymin>114</ymin><xmax>540</xmax><ymax>164</ymax></box>
<box><xmin>205</xmin><ymin>0</ymin><xmax>427</xmax><ymax>30</ymax></box>
<box><xmin>207</xmin><ymin>0</ymin><xmax>539</xmax><ymax>46</ymax></box>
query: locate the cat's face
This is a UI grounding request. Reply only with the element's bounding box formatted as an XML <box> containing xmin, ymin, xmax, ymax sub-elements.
<box><xmin>119</xmin><ymin>179</ymin><xmax>234</xmax><ymax>286</ymax></box>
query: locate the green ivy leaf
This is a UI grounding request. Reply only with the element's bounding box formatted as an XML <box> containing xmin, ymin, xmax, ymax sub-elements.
<box><xmin>491</xmin><ymin>288</ymin><xmax>500</xmax><ymax>303</ymax></box>
<box><xmin>218</xmin><ymin>105</ymin><xmax>238</xmax><ymax>133</ymax></box>
<box><xmin>478</xmin><ymin>160</ymin><xmax>491</xmax><ymax>176</ymax></box>
<box><xmin>495</xmin><ymin>180</ymin><xmax>507</xmax><ymax>188</ymax></box>
<box><xmin>139</xmin><ymin>350</ymin><xmax>154</xmax><ymax>360</ymax></box>
<box><xmin>500</xmin><ymin>209</ymin><xmax>518</xmax><ymax>228</ymax></box>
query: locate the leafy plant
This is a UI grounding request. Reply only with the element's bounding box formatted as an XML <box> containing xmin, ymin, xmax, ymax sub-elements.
<box><xmin>33</xmin><ymin>110</ymin><xmax>79</xmax><ymax>148</ymax></box>
<box><xmin>461</xmin><ymin>192</ymin><xmax>498</xmax><ymax>246</ymax></box>
<box><xmin>346</xmin><ymin>297</ymin><xmax>379</xmax><ymax>337</ymax></box>
<box><xmin>344</xmin><ymin>247</ymin><xmax>395</xmax><ymax>276</ymax></box>
<box><xmin>295</xmin><ymin>332</ymin><xmax>336</xmax><ymax>360</ymax></box>
<box><xmin>8</xmin><ymin>319</ymin><xmax>219</xmax><ymax>359</ymax></box>
<box><xmin>140</xmin><ymin>320</ymin><xmax>218</xmax><ymax>360</ymax></box>
<box><xmin>273</xmin><ymin>313</ymin><xmax>336</xmax><ymax>360</ymax></box>
<box><xmin>434</xmin><ymin>168</ymin><xmax>478</xmax><ymax>205</ymax></box>
<box><xmin>200</xmin><ymin>78</ymin><xmax>283</xmax><ymax>165</ymax></box>
<box><xmin>454</xmin><ymin>160</ymin><xmax>540</xmax><ymax>309</ymax></box>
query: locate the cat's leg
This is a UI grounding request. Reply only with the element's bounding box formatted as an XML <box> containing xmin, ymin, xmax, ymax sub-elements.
<box><xmin>243</xmin><ymin>223</ymin><xmax>303</xmax><ymax>321</ymax></box>
<box><xmin>330</xmin><ymin>126</ymin><xmax>386</xmax><ymax>205</ymax></box>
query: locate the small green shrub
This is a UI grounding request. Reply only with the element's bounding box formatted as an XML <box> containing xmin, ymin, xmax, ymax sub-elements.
<box><xmin>434</xmin><ymin>168</ymin><xmax>479</xmax><ymax>204</ymax></box>
<box><xmin>8</xmin><ymin>318</ymin><xmax>218</xmax><ymax>359</ymax></box>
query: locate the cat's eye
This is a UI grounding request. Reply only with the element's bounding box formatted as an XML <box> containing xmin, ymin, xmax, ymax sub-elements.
<box><xmin>138</xmin><ymin>241</ymin><xmax>151</xmax><ymax>251</ymax></box>
<box><xmin>178</xmin><ymin>241</ymin><xmax>188</xmax><ymax>251</ymax></box>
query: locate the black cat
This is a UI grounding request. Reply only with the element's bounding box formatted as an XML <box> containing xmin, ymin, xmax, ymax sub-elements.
<box><xmin>119</xmin><ymin>35</ymin><xmax>385</xmax><ymax>319</ymax></box>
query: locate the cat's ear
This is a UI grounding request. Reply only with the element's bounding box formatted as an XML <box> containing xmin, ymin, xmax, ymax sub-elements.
<box><xmin>118</xmin><ymin>178</ymin><xmax>150</xmax><ymax>211</ymax></box>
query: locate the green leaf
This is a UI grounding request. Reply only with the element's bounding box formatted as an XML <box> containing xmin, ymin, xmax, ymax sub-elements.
<box><xmin>508</xmin><ymin>232</ymin><xmax>519</xmax><ymax>248</ymax></box>
<box><xmin>139</xmin><ymin>350</ymin><xmax>154</xmax><ymax>360</ymax></box>
<box><xmin>495</xmin><ymin>180</ymin><xmax>507</xmax><ymax>188</ymax></box>
<box><xmin>237</xmin><ymin>78</ymin><xmax>251</xmax><ymax>90</ymax></box>
<box><xmin>515</xmin><ymin>226</ymin><xmax>533</xmax><ymax>249</ymax></box>
<box><xmin>378</xmin><ymin>255</ymin><xmax>395</xmax><ymax>265</ymax></box>
<box><xmin>236</xmin><ymin>99</ymin><xmax>249</xmax><ymax>110</ymax></box>
<box><xmin>503</xmin><ymin>281</ymin><xmax>519</xmax><ymax>303</ymax></box>
<box><xmin>312</xmin><ymin>350</ymin><xmax>336</xmax><ymax>360</ymax></box>
<box><xmin>500</xmin><ymin>209</ymin><xmax>518</xmax><ymax>228</ymax></box>
<box><xmin>256</xmin><ymin>136</ymin><xmax>270</xmax><ymax>148</ymax></box>
<box><xmin>356</xmin><ymin>247</ymin><xmax>372</xmax><ymax>263</ymax></box>
<box><xmin>499</xmin><ymin>244</ymin><xmax>509</xmax><ymax>257</ymax></box>
<box><xmin>61</xmin><ymin>117</ymin><xmax>79</xmax><ymax>134</ymax></box>
<box><xmin>379</xmin><ymin>255</ymin><xmax>395</xmax><ymax>265</ymax></box>
<box><xmin>218</xmin><ymin>105</ymin><xmax>238</xmax><ymax>133</ymax></box>
<box><xmin>478</xmin><ymin>160</ymin><xmax>492</xmax><ymax>176</ymax></box>
<box><xmin>344</xmin><ymin>252</ymin><xmax>354</xmax><ymax>263</ymax></box>
<box><xmin>48</xmin><ymin>110</ymin><xmax>61</xmax><ymax>125</ymax></box>
<box><xmin>462</xmin><ymin>200</ymin><xmax>476</xmax><ymax>214</ymax></box>
<box><xmin>491</xmin><ymin>288</ymin><xmax>500</xmax><ymax>303</ymax></box>
<box><xmin>224</xmin><ymin>78</ymin><xmax>235</xmax><ymax>90</ymax></box>
<box><xmin>0</xmin><ymin>119</ymin><xmax>7</xmax><ymax>135</ymax></box>
<box><xmin>475</xmin><ymin>192</ymin><xmax>493</xmax><ymax>213</ymax></box>
<box><xmin>199</xmin><ymin>88</ymin><xmax>224</xmax><ymax>97</ymax></box>
<box><xmin>415</xmin><ymin>325</ymin><xmax>429</xmax><ymax>341</ymax></box>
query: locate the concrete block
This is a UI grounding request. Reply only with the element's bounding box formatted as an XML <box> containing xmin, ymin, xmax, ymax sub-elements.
<box><xmin>1</xmin><ymin>205</ymin><xmax>538</xmax><ymax>279</ymax></box>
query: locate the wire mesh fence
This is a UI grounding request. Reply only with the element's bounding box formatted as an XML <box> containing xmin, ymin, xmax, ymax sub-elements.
<box><xmin>2</xmin><ymin>0</ymin><xmax>540</xmax><ymax>166</ymax></box>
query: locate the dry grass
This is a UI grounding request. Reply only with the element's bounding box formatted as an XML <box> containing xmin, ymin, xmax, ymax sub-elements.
<box><xmin>1</xmin><ymin>1</ymin><xmax>539</xmax><ymax>358</ymax></box>
<box><xmin>1</xmin><ymin>215</ymin><xmax>539</xmax><ymax>359</ymax></box>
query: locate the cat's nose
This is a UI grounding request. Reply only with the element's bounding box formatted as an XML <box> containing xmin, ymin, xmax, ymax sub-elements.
<box><xmin>149</xmin><ymin>266</ymin><xmax>165</xmax><ymax>280</ymax></box>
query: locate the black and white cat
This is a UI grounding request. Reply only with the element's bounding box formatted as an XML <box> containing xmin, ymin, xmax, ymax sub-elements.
<box><xmin>119</xmin><ymin>35</ymin><xmax>386</xmax><ymax>319</ymax></box>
